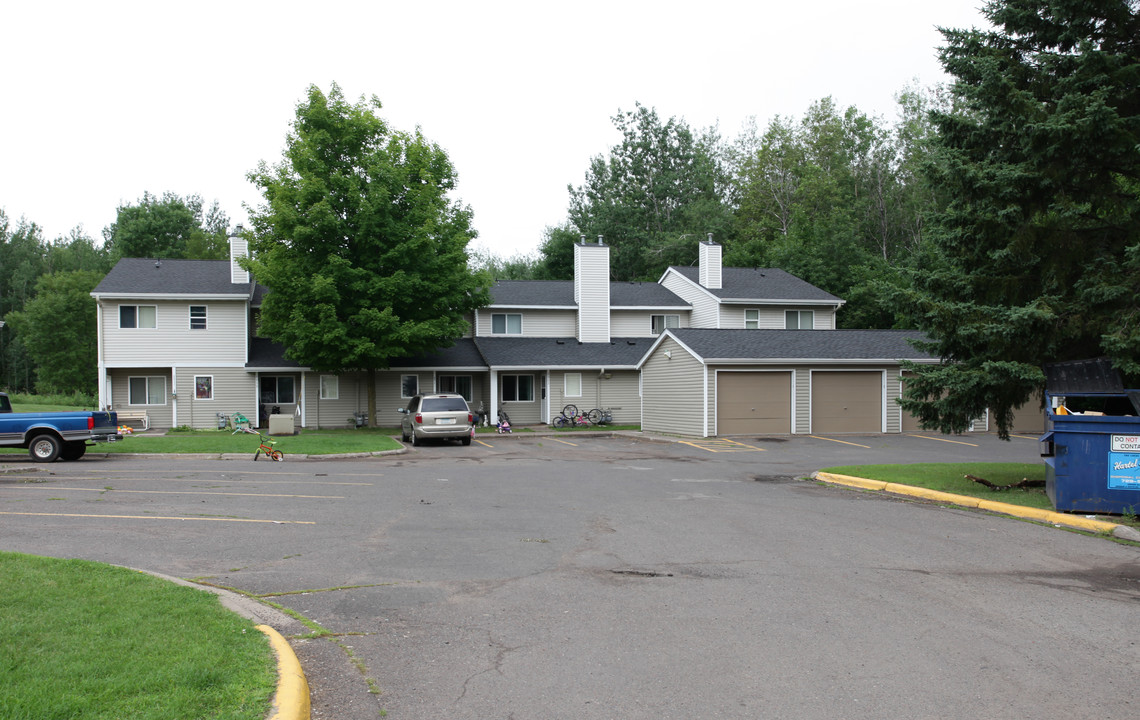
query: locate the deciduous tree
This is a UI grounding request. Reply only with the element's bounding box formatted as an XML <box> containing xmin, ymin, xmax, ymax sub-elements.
<box><xmin>246</xmin><ymin>83</ymin><xmax>490</xmax><ymax>425</ymax></box>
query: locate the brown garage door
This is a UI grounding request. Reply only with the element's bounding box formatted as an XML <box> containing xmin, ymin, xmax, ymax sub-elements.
<box><xmin>717</xmin><ymin>372</ymin><xmax>792</xmax><ymax>435</ymax></box>
<box><xmin>812</xmin><ymin>371</ymin><xmax>882</xmax><ymax>434</ymax></box>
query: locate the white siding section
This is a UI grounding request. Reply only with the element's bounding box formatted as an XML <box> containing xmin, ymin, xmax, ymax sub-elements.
<box><xmin>548</xmin><ymin>370</ymin><xmax>642</xmax><ymax>425</ymax></box>
<box><xmin>699</xmin><ymin>241</ymin><xmax>722</xmax><ymax>289</ymax></box>
<box><xmin>101</xmin><ymin>300</ymin><xmax>247</xmax><ymax>366</ymax></box>
<box><xmin>610</xmin><ymin>310</ymin><xmax>690</xmax><ymax>337</ymax></box>
<box><xmin>476</xmin><ymin>309</ymin><xmax>577</xmax><ymax>337</ymax></box>
<box><xmin>720</xmin><ymin>306</ymin><xmax>837</xmax><ymax>329</ymax></box>
<box><xmin>574</xmin><ymin>243</ymin><xmax>611</xmax><ymax>343</ymax></box>
<box><xmin>175</xmin><ymin>367</ymin><xmax>255</xmax><ymax>428</ymax></box>
<box><xmin>641</xmin><ymin>337</ymin><xmax>706</xmax><ymax>436</ymax></box>
<box><xmin>661</xmin><ymin>271</ymin><xmax>720</xmax><ymax>329</ymax></box>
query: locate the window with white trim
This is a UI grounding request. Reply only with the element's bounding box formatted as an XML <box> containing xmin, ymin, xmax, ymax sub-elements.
<box><xmin>491</xmin><ymin>313</ymin><xmax>522</xmax><ymax>335</ymax></box>
<box><xmin>745</xmin><ymin>309</ymin><xmax>760</xmax><ymax>329</ymax></box>
<box><xmin>502</xmin><ymin>374</ymin><xmax>534</xmax><ymax>402</ymax></box>
<box><xmin>320</xmin><ymin>375</ymin><xmax>339</xmax><ymax>400</ymax></box>
<box><xmin>401</xmin><ymin>375</ymin><xmax>419</xmax><ymax>398</ymax></box>
<box><xmin>194</xmin><ymin>376</ymin><xmax>213</xmax><ymax>400</ymax></box>
<box><xmin>129</xmin><ymin>376</ymin><xmax>166</xmax><ymax>405</ymax></box>
<box><xmin>785</xmin><ymin>310</ymin><xmax>814</xmax><ymax>330</ymax></box>
<box><xmin>564</xmin><ymin>373</ymin><xmax>582</xmax><ymax>397</ymax></box>
<box><xmin>260</xmin><ymin>376</ymin><xmax>295</xmax><ymax>404</ymax></box>
<box><xmin>438</xmin><ymin>375</ymin><xmax>472</xmax><ymax>401</ymax></box>
<box><xmin>119</xmin><ymin>305</ymin><xmax>157</xmax><ymax>329</ymax></box>
<box><xmin>189</xmin><ymin>305</ymin><xmax>207</xmax><ymax>330</ymax></box>
<box><xmin>651</xmin><ymin>314</ymin><xmax>679</xmax><ymax>335</ymax></box>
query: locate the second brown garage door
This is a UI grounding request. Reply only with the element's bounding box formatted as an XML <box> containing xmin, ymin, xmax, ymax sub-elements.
<box><xmin>811</xmin><ymin>371</ymin><xmax>882</xmax><ymax>434</ymax></box>
<box><xmin>716</xmin><ymin>371</ymin><xmax>792</xmax><ymax>435</ymax></box>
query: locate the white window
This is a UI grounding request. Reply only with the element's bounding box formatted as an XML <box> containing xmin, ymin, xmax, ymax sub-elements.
<box><xmin>260</xmin><ymin>376</ymin><xmax>295</xmax><ymax>404</ymax></box>
<box><xmin>651</xmin><ymin>314</ymin><xmax>679</xmax><ymax>335</ymax></box>
<box><xmin>194</xmin><ymin>376</ymin><xmax>213</xmax><ymax>400</ymax></box>
<box><xmin>491</xmin><ymin>313</ymin><xmax>522</xmax><ymax>335</ymax></box>
<box><xmin>128</xmin><ymin>376</ymin><xmax>166</xmax><ymax>405</ymax></box>
<box><xmin>119</xmin><ymin>305</ymin><xmax>157</xmax><ymax>329</ymax></box>
<box><xmin>401</xmin><ymin>375</ymin><xmax>419</xmax><ymax>398</ymax></box>
<box><xmin>785</xmin><ymin>310</ymin><xmax>814</xmax><ymax>330</ymax></box>
<box><xmin>502</xmin><ymin>374</ymin><xmax>534</xmax><ymax>402</ymax></box>
<box><xmin>189</xmin><ymin>305</ymin><xmax>207</xmax><ymax>330</ymax></box>
<box><xmin>438</xmin><ymin>375</ymin><xmax>473</xmax><ymax>400</ymax></box>
<box><xmin>564</xmin><ymin>373</ymin><xmax>582</xmax><ymax>397</ymax></box>
<box><xmin>745</xmin><ymin>309</ymin><xmax>760</xmax><ymax>329</ymax></box>
<box><xmin>320</xmin><ymin>375</ymin><xmax>339</xmax><ymax>400</ymax></box>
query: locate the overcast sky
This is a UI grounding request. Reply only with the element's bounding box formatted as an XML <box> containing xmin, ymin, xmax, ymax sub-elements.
<box><xmin>2</xmin><ymin>1</ymin><xmax>988</xmax><ymax>259</ymax></box>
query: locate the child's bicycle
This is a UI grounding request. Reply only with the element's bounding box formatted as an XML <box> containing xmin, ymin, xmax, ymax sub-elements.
<box><xmin>233</xmin><ymin>426</ymin><xmax>283</xmax><ymax>461</ymax></box>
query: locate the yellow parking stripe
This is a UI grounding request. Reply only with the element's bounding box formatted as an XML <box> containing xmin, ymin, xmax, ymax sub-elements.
<box><xmin>475</xmin><ymin>439</ymin><xmax>494</xmax><ymax>447</ymax></box>
<box><xmin>550</xmin><ymin>438</ymin><xmax>578</xmax><ymax>446</ymax></box>
<box><xmin>905</xmin><ymin>433</ymin><xmax>978</xmax><ymax>447</ymax></box>
<box><xmin>809</xmin><ymin>436</ymin><xmax>871</xmax><ymax>448</ymax></box>
<box><xmin>0</xmin><ymin>511</ymin><xmax>314</xmax><ymax>524</ymax></box>
<box><xmin>680</xmin><ymin>438</ymin><xmax>765</xmax><ymax>453</ymax></box>
<box><xmin>1010</xmin><ymin>434</ymin><xmax>1040</xmax><ymax>440</ymax></box>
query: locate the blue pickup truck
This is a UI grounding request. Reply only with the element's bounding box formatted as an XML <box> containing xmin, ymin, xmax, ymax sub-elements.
<box><xmin>0</xmin><ymin>392</ymin><xmax>121</xmax><ymax>462</ymax></box>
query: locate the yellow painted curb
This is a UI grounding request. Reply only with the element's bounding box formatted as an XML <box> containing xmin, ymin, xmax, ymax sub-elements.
<box><xmin>257</xmin><ymin>624</ymin><xmax>311</xmax><ymax>720</ymax></box>
<box><xmin>814</xmin><ymin>472</ymin><xmax>1121</xmax><ymax>535</ymax></box>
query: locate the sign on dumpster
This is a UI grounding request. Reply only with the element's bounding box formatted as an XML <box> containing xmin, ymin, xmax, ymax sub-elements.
<box><xmin>1108</xmin><ymin>435</ymin><xmax>1140</xmax><ymax>490</ymax></box>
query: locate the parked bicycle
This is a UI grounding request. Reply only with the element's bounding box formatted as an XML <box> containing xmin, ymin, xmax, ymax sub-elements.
<box><xmin>233</xmin><ymin>426</ymin><xmax>283</xmax><ymax>461</ymax></box>
<box><xmin>553</xmin><ymin>404</ymin><xmax>591</xmax><ymax>429</ymax></box>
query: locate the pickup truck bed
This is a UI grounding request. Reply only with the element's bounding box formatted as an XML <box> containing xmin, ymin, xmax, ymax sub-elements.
<box><xmin>0</xmin><ymin>392</ymin><xmax>121</xmax><ymax>462</ymax></box>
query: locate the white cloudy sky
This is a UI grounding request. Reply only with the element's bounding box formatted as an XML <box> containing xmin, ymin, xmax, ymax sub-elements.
<box><xmin>2</xmin><ymin>0</ymin><xmax>987</xmax><ymax>259</ymax></box>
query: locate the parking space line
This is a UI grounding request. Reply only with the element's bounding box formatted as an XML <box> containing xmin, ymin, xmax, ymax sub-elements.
<box><xmin>550</xmin><ymin>438</ymin><xmax>578</xmax><ymax>446</ymax></box>
<box><xmin>680</xmin><ymin>439</ymin><xmax>765</xmax><ymax>453</ymax></box>
<box><xmin>9</xmin><ymin>486</ymin><xmax>344</xmax><ymax>499</ymax></box>
<box><xmin>0</xmin><ymin>511</ymin><xmax>315</xmax><ymax>524</ymax></box>
<box><xmin>809</xmin><ymin>436</ymin><xmax>872</xmax><ymax>448</ymax></box>
<box><xmin>905</xmin><ymin>433</ymin><xmax>978</xmax><ymax>447</ymax></box>
<box><xmin>1010</xmin><ymin>434</ymin><xmax>1039</xmax><ymax>440</ymax></box>
<box><xmin>475</xmin><ymin>439</ymin><xmax>494</xmax><ymax>447</ymax></box>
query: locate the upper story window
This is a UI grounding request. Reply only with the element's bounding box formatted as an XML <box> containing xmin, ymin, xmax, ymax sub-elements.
<box><xmin>785</xmin><ymin>310</ymin><xmax>814</xmax><ymax>330</ymax></box>
<box><xmin>651</xmin><ymin>314</ymin><xmax>679</xmax><ymax>335</ymax></box>
<box><xmin>491</xmin><ymin>313</ymin><xmax>522</xmax><ymax>335</ymax></box>
<box><xmin>189</xmin><ymin>305</ymin><xmax>207</xmax><ymax>330</ymax></box>
<box><xmin>745</xmin><ymin>309</ymin><xmax>760</xmax><ymax>329</ymax></box>
<box><xmin>119</xmin><ymin>305</ymin><xmax>157</xmax><ymax>329</ymax></box>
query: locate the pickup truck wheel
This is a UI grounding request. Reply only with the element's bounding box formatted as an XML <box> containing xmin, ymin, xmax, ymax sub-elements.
<box><xmin>60</xmin><ymin>441</ymin><xmax>87</xmax><ymax>461</ymax></box>
<box><xmin>29</xmin><ymin>434</ymin><xmax>62</xmax><ymax>463</ymax></box>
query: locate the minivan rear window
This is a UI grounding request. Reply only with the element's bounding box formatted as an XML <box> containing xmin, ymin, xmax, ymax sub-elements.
<box><xmin>422</xmin><ymin>398</ymin><xmax>469</xmax><ymax>412</ymax></box>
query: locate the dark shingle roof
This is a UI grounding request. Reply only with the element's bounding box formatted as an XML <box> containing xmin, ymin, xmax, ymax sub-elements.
<box><xmin>92</xmin><ymin>258</ymin><xmax>252</xmax><ymax>296</ymax></box>
<box><xmin>668</xmin><ymin>266</ymin><xmax>841</xmax><ymax>303</ymax></box>
<box><xmin>247</xmin><ymin>337</ymin><xmax>487</xmax><ymax>370</ymax></box>
<box><xmin>475</xmin><ymin>337</ymin><xmax>650</xmax><ymax>368</ymax></box>
<box><xmin>489</xmin><ymin>280</ymin><xmax>689</xmax><ymax>308</ymax></box>
<box><xmin>665</xmin><ymin>329</ymin><xmax>935</xmax><ymax>362</ymax></box>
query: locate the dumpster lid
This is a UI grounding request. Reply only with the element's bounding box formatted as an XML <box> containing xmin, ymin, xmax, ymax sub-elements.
<box><xmin>1044</xmin><ymin>358</ymin><xmax>1123</xmax><ymax>394</ymax></box>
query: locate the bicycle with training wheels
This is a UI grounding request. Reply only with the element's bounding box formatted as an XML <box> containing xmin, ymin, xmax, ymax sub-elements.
<box><xmin>553</xmin><ymin>404</ymin><xmax>591</xmax><ymax>429</ymax></box>
<box><xmin>233</xmin><ymin>426</ymin><xmax>284</xmax><ymax>461</ymax></box>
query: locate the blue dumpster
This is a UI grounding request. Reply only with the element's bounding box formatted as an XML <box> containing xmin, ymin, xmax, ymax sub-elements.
<box><xmin>1042</xmin><ymin>403</ymin><xmax>1140</xmax><ymax>514</ymax></box>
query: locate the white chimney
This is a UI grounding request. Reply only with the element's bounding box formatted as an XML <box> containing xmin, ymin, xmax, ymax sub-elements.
<box><xmin>699</xmin><ymin>234</ymin><xmax>722</xmax><ymax>290</ymax></box>
<box><xmin>229</xmin><ymin>227</ymin><xmax>249</xmax><ymax>284</ymax></box>
<box><xmin>574</xmin><ymin>236</ymin><xmax>610</xmax><ymax>343</ymax></box>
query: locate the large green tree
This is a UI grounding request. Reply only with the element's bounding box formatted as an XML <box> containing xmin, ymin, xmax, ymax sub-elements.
<box><xmin>895</xmin><ymin>0</ymin><xmax>1140</xmax><ymax>437</ymax></box>
<box><xmin>104</xmin><ymin>192</ymin><xmax>230</xmax><ymax>260</ymax></box>
<box><xmin>4</xmin><ymin>270</ymin><xmax>103</xmax><ymax>395</ymax></box>
<box><xmin>246</xmin><ymin>83</ymin><xmax>490</xmax><ymax>425</ymax></box>
<box><xmin>560</xmin><ymin>104</ymin><xmax>733</xmax><ymax>281</ymax></box>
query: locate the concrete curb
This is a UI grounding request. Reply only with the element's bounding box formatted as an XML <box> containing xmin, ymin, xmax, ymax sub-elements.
<box><xmin>813</xmin><ymin>471</ymin><xmax>1138</xmax><ymax>540</ymax></box>
<box><xmin>258</xmin><ymin>624</ymin><xmax>311</xmax><ymax>720</ymax></box>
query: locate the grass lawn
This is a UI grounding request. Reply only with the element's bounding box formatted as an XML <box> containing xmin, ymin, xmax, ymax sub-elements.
<box><xmin>821</xmin><ymin>462</ymin><xmax>1053</xmax><ymax>510</ymax></box>
<box><xmin>0</xmin><ymin>552</ymin><xmax>275</xmax><ymax>720</ymax></box>
<box><xmin>98</xmin><ymin>427</ymin><xmax>405</xmax><ymax>456</ymax></box>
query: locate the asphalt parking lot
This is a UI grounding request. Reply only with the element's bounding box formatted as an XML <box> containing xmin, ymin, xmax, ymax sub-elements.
<box><xmin>3</xmin><ymin>432</ymin><xmax>1138</xmax><ymax>719</ymax></box>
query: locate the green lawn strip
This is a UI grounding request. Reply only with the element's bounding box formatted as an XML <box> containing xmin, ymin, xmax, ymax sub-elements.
<box><xmin>101</xmin><ymin>427</ymin><xmax>403</xmax><ymax>456</ymax></box>
<box><xmin>820</xmin><ymin>462</ymin><xmax>1052</xmax><ymax>510</ymax></box>
<box><xmin>0</xmin><ymin>553</ymin><xmax>275</xmax><ymax>720</ymax></box>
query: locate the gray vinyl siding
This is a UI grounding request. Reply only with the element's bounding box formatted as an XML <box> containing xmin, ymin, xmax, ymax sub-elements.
<box><xmin>720</xmin><ymin>306</ymin><xmax>837</xmax><ymax>330</ymax></box>
<box><xmin>641</xmin><ymin>337</ymin><xmax>705</xmax><ymax>436</ymax></box>
<box><xmin>476</xmin><ymin>309</ymin><xmax>577</xmax><ymax>337</ymax></box>
<box><xmin>575</xmin><ymin>246</ymin><xmax>611</xmax><ymax>343</ymax></box>
<box><xmin>109</xmin><ymin>368</ymin><xmax>174</xmax><ymax>429</ymax></box>
<box><xmin>303</xmin><ymin>371</ymin><xmax>370</xmax><ymax>429</ymax></box>
<box><xmin>175</xmin><ymin>367</ymin><xmax>255</xmax><ymax>428</ymax></box>
<box><xmin>884</xmin><ymin>367</ymin><xmax>902</xmax><ymax>434</ymax></box>
<box><xmin>793</xmin><ymin>367</ymin><xmax>812</xmax><ymax>434</ymax></box>
<box><xmin>549</xmin><ymin>370</ymin><xmax>641</xmax><ymax>425</ymax></box>
<box><xmin>661</xmin><ymin>272</ymin><xmax>720</xmax><ymax>329</ymax></box>
<box><xmin>101</xmin><ymin>300</ymin><xmax>247</xmax><ymax>365</ymax></box>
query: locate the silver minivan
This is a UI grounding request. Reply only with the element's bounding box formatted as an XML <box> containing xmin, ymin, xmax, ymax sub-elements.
<box><xmin>398</xmin><ymin>394</ymin><xmax>474</xmax><ymax>446</ymax></box>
